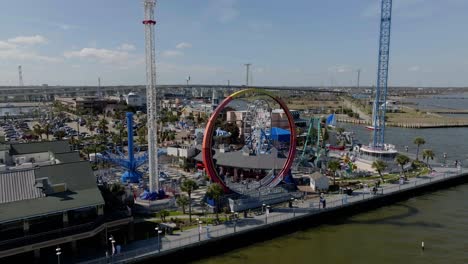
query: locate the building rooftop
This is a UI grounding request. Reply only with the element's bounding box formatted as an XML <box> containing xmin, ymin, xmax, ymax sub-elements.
<box><xmin>0</xmin><ymin>161</ymin><xmax>104</xmax><ymax>223</ymax></box>
<box><xmin>8</xmin><ymin>141</ymin><xmax>70</xmax><ymax>155</ymax></box>
<box><xmin>54</xmin><ymin>151</ymin><xmax>81</xmax><ymax>163</ymax></box>
<box><xmin>195</xmin><ymin>147</ymin><xmax>287</xmax><ymax>170</ymax></box>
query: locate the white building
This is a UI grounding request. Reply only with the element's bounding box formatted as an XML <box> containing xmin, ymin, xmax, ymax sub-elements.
<box><xmin>309</xmin><ymin>172</ymin><xmax>330</xmax><ymax>192</ymax></box>
<box><xmin>126</xmin><ymin>92</ymin><xmax>146</xmax><ymax>107</ymax></box>
<box><xmin>167</xmin><ymin>144</ymin><xmax>196</xmax><ymax>159</ymax></box>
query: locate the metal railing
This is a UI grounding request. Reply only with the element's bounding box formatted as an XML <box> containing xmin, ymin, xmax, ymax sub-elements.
<box><xmin>79</xmin><ymin>169</ymin><xmax>464</xmax><ymax>264</ymax></box>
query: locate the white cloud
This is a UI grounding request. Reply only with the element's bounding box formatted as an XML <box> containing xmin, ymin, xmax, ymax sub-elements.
<box><xmin>64</xmin><ymin>48</ymin><xmax>130</xmax><ymax>63</ymax></box>
<box><xmin>207</xmin><ymin>0</ymin><xmax>238</xmax><ymax>23</ymax></box>
<box><xmin>7</xmin><ymin>35</ymin><xmax>48</xmax><ymax>45</ymax></box>
<box><xmin>0</xmin><ymin>41</ymin><xmax>16</xmax><ymax>50</ymax></box>
<box><xmin>328</xmin><ymin>64</ymin><xmax>353</xmax><ymax>73</ymax></box>
<box><xmin>408</xmin><ymin>66</ymin><xmax>421</xmax><ymax>72</ymax></box>
<box><xmin>0</xmin><ymin>49</ymin><xmax>60</xmax><ymax>62</ymax></box>
<box><xmin>0</xmin><ymin>36</ymin><xmax>59</xmax><ymax>62</ymax></box>
<box><xmin>176</xmin><ymin>42</ymin><xmax>192</xmax><ymax>49</ymax></box>
<box><xmin>118</xmin><ymin>43</ymin><xmax>136</xmax><ymax>51</ymax></box>
<box><xmin>59</xmin><ymin>24</ymin><xmax>72</xmax><ymax>30</ymax></box>
<box><xmin>161</xmin><ymin>50</ymin><xmax>183</xmax><ymax>58</ymax></box>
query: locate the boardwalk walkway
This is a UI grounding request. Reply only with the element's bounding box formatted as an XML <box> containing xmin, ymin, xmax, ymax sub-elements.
<box><xmin>79</xmin><ymin>166</ymin><xmax>464</xmax><ymax>264</ymax></box>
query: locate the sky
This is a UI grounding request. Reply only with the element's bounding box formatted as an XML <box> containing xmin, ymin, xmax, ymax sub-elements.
<box><xmin>1</xmin><ymin>0</ymin><xmax>468</xmax><ymax>87</ymax></box>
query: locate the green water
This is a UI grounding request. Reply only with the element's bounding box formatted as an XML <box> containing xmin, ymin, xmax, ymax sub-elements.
<box><xmin>193</xmin><ymin>185</ymin><xmax>468</xmax><ymax>264</ymax></box>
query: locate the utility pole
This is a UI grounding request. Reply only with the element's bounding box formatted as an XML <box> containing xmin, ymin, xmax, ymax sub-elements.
<box><xmin>18</xmin><ymin>65</ymin><xmax>24</xmax><ymax>87</ymax></box>
<box><xmin>97</xmin><ymin>77</ymin><xmax>102</xmax><ymax>99</ymax></box>
<box><xmin>357</xmin><ymin>69</ymin><xmax>361</xmax><ymax>90</ymax></box>
<box><xmin>244</xmin><ymin>63</ymin><xmax>251</xmax><ymax>87</ymax></box>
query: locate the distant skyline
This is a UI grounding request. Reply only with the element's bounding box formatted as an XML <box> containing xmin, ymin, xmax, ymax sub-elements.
<box><xmin>1</xmin><ymin>0</ymin><xmax>468</xmax><ymax>87</ymax></box>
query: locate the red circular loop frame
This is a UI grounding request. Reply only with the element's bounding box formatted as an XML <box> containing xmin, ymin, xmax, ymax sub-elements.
<box><xmin>202</xmin><ymin>89</ymin><xmax>297</xmax><ymax>193</ymax></box>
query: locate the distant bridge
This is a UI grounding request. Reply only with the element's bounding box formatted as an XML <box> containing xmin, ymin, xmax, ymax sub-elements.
<box><xmin>0</xmin><ymin>84</ymin><xmax>345</xmax><ymax>102</ymax></box>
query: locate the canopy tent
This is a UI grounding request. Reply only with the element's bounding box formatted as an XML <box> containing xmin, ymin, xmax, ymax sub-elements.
<box><xmin>269</xmin><ymin>127</ymin><xmax>291</xmax><ymax>142</ymax></box>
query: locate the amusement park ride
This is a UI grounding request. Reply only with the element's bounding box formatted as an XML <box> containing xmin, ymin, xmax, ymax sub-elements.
<box><xmin>202</xmin><ymin>89</ymin><xmax>297</xmax><ymax>196</ymax></box>
<box><xmin>243</xmin><ymin>99</ymin><xmax>273</xmax><ymax>155</ymax></box>
<box><xmin>296</xmin><ymin>117</ymin><xmax>327</xmax><ymax>170</ymax></box>
<box><xmin>98</xmin><ymin>112</ymin><xmax>166</xmax><ymax>184</ymax></box>
<box><xmin>359</xmin><ymin>0</ymin><xmax>398</xmax><ymax>161</ymax></box>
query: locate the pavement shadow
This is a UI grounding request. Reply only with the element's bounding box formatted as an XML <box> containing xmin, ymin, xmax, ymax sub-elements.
<box><xmin>222</xmin><ymin>218</ymin><xmax>265</xmax><ymax>228</ymax></box>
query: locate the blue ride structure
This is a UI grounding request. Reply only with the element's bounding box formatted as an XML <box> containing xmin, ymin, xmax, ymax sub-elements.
<box><xmin>98</xmin><ymin>112</ymin><xmax>168</xmax><ymax>184</ymax></box>
<box><xmin>371</xmin><ymin>0</ymin><xmax>392</xmax><ymax>149</ymax></box>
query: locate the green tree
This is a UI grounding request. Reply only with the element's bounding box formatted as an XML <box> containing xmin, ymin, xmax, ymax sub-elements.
<box><xmin>82</xmin><ymin>145</ymin><xmax>93</xmax><ymax>160</ymax></box>
<box><xmin>180</xmin><ymin>179</ymin><xmax>199</xmax><ymax>222</ymax></box>
<box><xmin>158</xmin><ymin>209</ymin><xmax>170</xmax><ymax>222</ymax></box>
<box><xmin>115</xmin><ymin>123</ymin><xmax>125</xmax><ymax>149</ymax></box>
<box><xmin>32</xmin><ymin>124</ymin><xmax>43</xmax><ymax>140</ymax></box>
<box><xmin>395</xmin><ymin>154</ymin><xmax>410</xmax><ymax>177</ymax></box>
<box><xmin>176</xmin><ymin>195</ymin><xmax>189</xmax><ymax>214</ymax></box>
<box><xmin>98</xmin><ymin>118</ymin><xmax>109</xmax><ymax>135</ymax></box>
<box><xmin>86</xmin><ymin>118</ymin><xmax>96</xmax><ymax>135</ymax></box>
<box><xmin>136</xmin><ymin>126</ymin><xmax>148</xmax><ymax>146</ymax></box>
<box><xmin>54</xmin><ymin>130</ymin><xmax>66</xmax><ymax>140</ymax></box>
<box><xmin>371</xmin><ymin>160</ymin><xmax>387</xmax><ymax>180</ymax></box>
<box><xmin>327</xmin><ymin>160</ymin><xmax>341</xmax><ymax>185</ymax></box>
<box><xmin>43</xmin><ymin>123</ymin><xmax>52</xmax><ymax>140</ymax></box>
<box><xmin>422</xmin><ymin>149</ymin><xmax>435</xmax><ymax>168</ymax></box>
<box><xmin>413</xmin><ymin>137</ymin><xmax>426</xmax><ymax>161</ymax></box>
<box><xmin>206</xmin><ymin>183</ymin><xmax>224</xmax><ymax>220</ymax></box>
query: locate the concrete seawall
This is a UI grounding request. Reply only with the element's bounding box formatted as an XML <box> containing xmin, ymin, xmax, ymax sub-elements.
<box><xmin>129</xmin><ymin>172</ymin><xmax>468</xmax><ymax>264</ymax></box>
<box><xmin>337</xmin><ymin>118</ymin><xmax>468</xmax><ymax>128</ymax></box>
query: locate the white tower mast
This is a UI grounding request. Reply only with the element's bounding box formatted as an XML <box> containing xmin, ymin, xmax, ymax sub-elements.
<box><xmin>143</xmin><ymin>0</ymin><xmax>159</xmax><ymax>192</ymax></box>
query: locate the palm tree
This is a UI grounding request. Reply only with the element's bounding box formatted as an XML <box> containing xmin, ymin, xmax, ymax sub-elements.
<box><xmin>98</xmin><ymin>118</ymin><xmax>109</xmax><ymax>135</ymax></box>
<box><xmin>422</xmin><ymin>149</ymin><xmax>435</xmax><ymax>168</ymax></box>
<box><xmin>82</xmin><ymin>146</ymin><xmax>93</xmax><ymax>160</ymax></box>
<box><xmin>413</xmin><ymin>137</ymin><xmax>426</xmax><ymax>161</ymax></box>
<box><xmin>32</xmin><ymin>124</ymin><xmax>43</xmax><ymax>140</ymax></box>
<box><xmin>69</xmin><ymin>136</ymin><xmax>80</xmax><ymax>151</ymax></box>
<box><xmin>395</xmin><ymin>154</ymin><xmax>410</xmax><ymax>178</ymax></box>
<box><xmin>43</xmin><ymin>123</ymin><xmax>52</xmax><ymax>140</ymax></box>
<box><xmin>115</xmin><ymin>123</ymin><xmax>125</xmax><ymax>149</ymax></box>
<box><xmin>54</xmin><ymin>130</ymin><xmax>66</xmax><ymax>140</ymax></box>
<box><xmin>158</xmin><ymin>209</ymin><xmax>170</xmax><ymax>222</ymax></box>
<box><xmin>206</xmin><ymin>183</ymin><xmax>224</xmax><ymax>220</ymax></box>
<box><xmin>86</xmin><ymin>118</ymin><xmax>96</xmax><ymax>136</ymax></box>
<box><xmin>180</xmin><ymin>179</ymin><xmax>199</xmax><ymax>222</ymax></box>
<box><xmin>371</xmin><ymin>160</ymin><xmax>387</xmax><ymax>180</ymax></box>
<box><xmin>176</xmin><ymin>195</ymin><xmax>189</xmax><ymax>214</ymax></box>
<box><xmin>327</xmin><ymin>160</ymin><xmax>341</xmax><ymax>185</ymax></box>
<box><xmin>136</xmin><ymin>126</ymin><xmax>147</xmax><ymax>146</ymax></box>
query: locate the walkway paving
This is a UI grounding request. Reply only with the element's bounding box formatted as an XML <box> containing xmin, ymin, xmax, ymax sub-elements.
<box><xmin>79</xmin><ymin>165</ymin><xmax>464</xmax><ymax>264</ymax></box>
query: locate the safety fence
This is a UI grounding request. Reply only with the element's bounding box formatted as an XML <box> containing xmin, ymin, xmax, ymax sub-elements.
<box><xmin>79</xmin><ymin>169</ymin><xmax>464</xmax><ymax>264</ymax></box>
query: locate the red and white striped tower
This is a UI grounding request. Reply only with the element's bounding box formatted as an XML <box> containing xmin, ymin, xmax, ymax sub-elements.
<box><xmin>143</xmin><ymin>0</ymin><xmax>159</xmax><ymax>192</ymax></box>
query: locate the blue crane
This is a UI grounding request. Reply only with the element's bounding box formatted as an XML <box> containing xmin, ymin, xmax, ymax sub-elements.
<box><xmin>372</xmin><ymin>0</ymin><xmax>393</xmax><ymax>148</ymax></box>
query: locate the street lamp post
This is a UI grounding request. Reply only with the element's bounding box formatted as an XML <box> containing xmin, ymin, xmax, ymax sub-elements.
<box><xmin>231</xmin><ymin>211</ymin><xmax>238</xmax><ymax>232</ymax></box>
<box><xmin>196</xmin><ymin>218</ymin><xmax>202</xmax><ymax>242</ymax></box>
<box><xmin>109</xmin><ymin>235</ymin><xmax>115</xmax><ymax>262</ymax></box>
<box><xmin>291</xmin><ymin>198</ymin><xmax>297</xmax><ymax>217</ymax></box>
<box><xmin>265</xmin><ymin>205</ymin><xmax>270</xmax><ymax>224</ymax></box>
<box><xmin>262</xmin><ymin>203</ymin><xmax>266</xmax><ymax>214</ymax></box>
<box><xmin>56</xmin><ymin>246</ymin><xmax>61</xmax><ymax>264</ymax></box>
<box><xmin>155</xmin><ymin>227</ymin><xmax>162</xmax><ymax>253</ymax></box>
<box><xmin>443</xmin><ymin>153</ymin><xmax>447</xmax><ymax>166</ymax></box>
